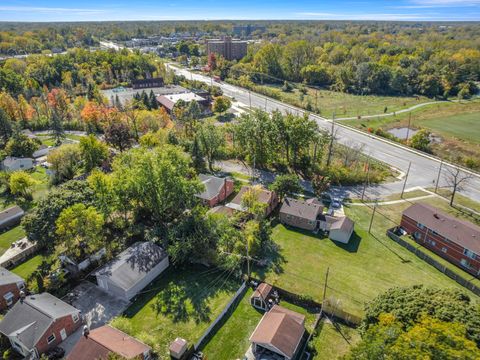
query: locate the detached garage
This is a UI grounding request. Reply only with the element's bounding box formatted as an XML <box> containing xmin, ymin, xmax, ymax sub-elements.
<box><xmin>95</xmin><ymin>242</ymin><xmax>169</xmax><ymax>301</ymax></box>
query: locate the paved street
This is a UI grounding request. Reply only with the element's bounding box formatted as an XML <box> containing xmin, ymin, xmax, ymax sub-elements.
<box><xmin>169</xmin><ymin>64</ymin><xmax>480</xmax><ymax>202</ymax></box>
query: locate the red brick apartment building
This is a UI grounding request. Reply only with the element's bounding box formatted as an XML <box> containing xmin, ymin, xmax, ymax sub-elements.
<box><xmin>400</xmin><ymin>203</ymin><xmax>480</xmax><ymax>276</ymax></box>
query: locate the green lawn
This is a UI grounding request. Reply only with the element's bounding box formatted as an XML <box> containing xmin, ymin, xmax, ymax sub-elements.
<box><xmin>30</xmin><ymin>166</ymin><xmax>50</xmax><ymax>200</ymax></box>
<box><xmin>0</xmin><ymin>226</ymin><xmax>25</xmax><ymax>256</ymax></box>
<box><xmin>202</xmin><ymin>288</ymin><xmax>317</xmax><ymax>359</ymax></box>
<box><xmin>422</xmin><ymin>112</ymin><xmax>480</xmax><ymax>145</ymax></box>
<box><xmin>254</xmin><ymin>205</ymin><xmax>479</xmax><ymax>317</ymax></box>
<box><xmin>311</xmin><ymin>319</ymin><xmax>360</xmax><ymax>360</ymax></box>
<box><xmin>11</xmin><ymin>254</ymin><xmax>44</xmax><ymax>279</ymax></box>
<box><xmin>110</xmin><ymin>266</ymin><xmax>241</xmax><ymax>358</ymax></box>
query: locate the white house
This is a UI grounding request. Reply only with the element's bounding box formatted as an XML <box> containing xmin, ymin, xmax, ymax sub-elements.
<box><xmin>329</xmin><ymin>216</ymin><xmax>354</xmax><ymax>243</ymax></box>
<box><xmin>1</xmin><ymin>157</ymin><xmax>33</xmax><ymax>172</ymax></box>
<box><xmin>95</xmin><ymin>242</ymin><xmax>169</xmax><ymax>301</ymax></box>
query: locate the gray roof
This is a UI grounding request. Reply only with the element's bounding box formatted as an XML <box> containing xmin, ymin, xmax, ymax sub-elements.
<box><xmin>0</xmin><ymin>293</ymin><xmax>79</xmax><ymax>349</ymax></box>
<box><xmin>96</xmin><ymin>242</ymin><xmax>167</xmax><ymax>291</ymax></box>
<box><xmin>0</xmin><ymin>266</ymin><xmax>24</xmax><ymax>286</ymax></box>
<box><xmin>330</xmin><ymin>216</ymin><xmax>354</xmax><ymax>232</ymax></box>
<box><xmin>196</xmin><ymin>174</ymin><xmax>228</xmax><ymax>201</ymax></box>
<box><xmin>2</xmin><ymin>156</ymin><xmax>33</xmax><ymax>167</ymax></box>
<box><xmin>0</xmin><ymin>205</ymin><xmax>24</xmax><ymax>223</ymax></box>
<box><xmin>280</xmin><ymin>197</ymin><xmax>323</xmax><ymax>221</ymax></box>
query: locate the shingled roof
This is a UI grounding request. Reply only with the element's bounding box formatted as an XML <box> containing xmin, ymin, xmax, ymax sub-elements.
<box><xmin>249</xmin><ymin>305</ymin><xmax>305</xmax><ymax>359</ymax></box>
<box><xmin>196</xmin><ymin>174</ymin><xmax>228</xmax><ymax>201</ymax></box>
<box><xmin>280</xmin><ymin>197</ymin><xmax>323</xmax><ymax>221</ymax></box>
<box><xmin>403</xmin><ymin>202</ymin><xmax>480</xmax><ymax>254</ymax></box>
<box><xmin>0</xmin><ymin>266</ymin><xmax>24</xmax><ymax>286</ymax></box>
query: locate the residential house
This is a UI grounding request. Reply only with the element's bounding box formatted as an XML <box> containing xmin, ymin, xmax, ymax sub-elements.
<box><xmin>95</xmin><ymin>242</ymin><xmax>169</xmax><ymax>301</ymax></box>
<box><xmin>328</xmin><ymin>216</ymin><xmax>355</xmax><ymax>244</ymax></box>
<box><xmin>0</xmin><ymin>293</ymin><xmax>82</xmax><ymax>358</ymax></box>
<box><xmin>1</xmin><ymin>156</ymin><xmax>33</xmax><ymax>171</ymax></box>
<box><xmin>67</xmin><ymin>325</ymin><xmax>152</xmax><ymax>360</ymax></box>
<box><xmin>33</xmin><ymin>145</ymin><xmax>54</xmax><ymax>159</ymax></box>
<box><xmin>196</xmin><ymin>174</ymin><xmax>234</xmax><ymax>207</ymax></box>
<box><xmin>250</xmin><ymin>283</ymin><xmax>273</xmax><ymax>311</ymax></box>
<box><xmin>249</xmin><ymin>305</ymin><xmax>305</xmax><ymax>360</ymax></box>
<box><xmin>227</xmin><ymin>186</ymin><xmax>279</xmax><ymax>218</ymax></box>
<box><xmin>156</xmin><ymin>92</ymin><xmax>210</xmax><ymax>114</ymax></box>
<box><xmin>0</xmin><ymin>205</ymin><xmax>25</xmax><ymax>230</ymax></box>
<box><xmin>279</xmin><ymin>197</ymin><xmax>324</xmax><ymax>232</ymax></box>
<box><xmin>0</xmin><ymin>267</ymin><xmax>25</xmax><ymax>310</ymax></box>
<box><xmin>401</xmin><ymin>202</ymin><xmax>480</xmax><ymax>276</ymax></box>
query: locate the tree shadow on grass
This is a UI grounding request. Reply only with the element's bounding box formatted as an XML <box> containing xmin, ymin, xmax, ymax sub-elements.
<box><xmin>332</xmin><ymin>232</ymin><xmax>361</xmax><ymax>253</ymax></box>
<box><xmin>127</xmin><ymin>265</ymin><xmax>241</xmax><ymax>325</ymax></box>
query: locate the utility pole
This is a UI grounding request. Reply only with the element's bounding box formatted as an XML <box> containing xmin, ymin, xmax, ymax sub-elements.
<box><xmin>361</xmin><ymin>157</ymin><xmax>371</xmax><ymax>202</ymax></box>
<box><xmin>401</xmin><ymin>161</ymin><xmax>411</xmax><ymax>198</ymax></box>
<box><xmin>368</xmin><ymin>205</ymin><xmax>376</xmax><ymax>234</ymax></box>
<box><xmin>322</xmin><ymin>267</ymin><xmax>330</xmax><ymax>308</ymax></box>
<box><xmin>405</xmin><ymin>112</ymin><xmax>411</xmax><ymax>141</ymax></box>
<box><xmin>435</xmin><ymin>160</ymin><xmax>443</xmax><ymax>193</ymax></box>
<box><xmin>249</xmin><ymin>90</ymin><xmax>252</xmax><ymax>109</ymax></box>
<box><xmin>326</xmin><ymin>113</ymin><xmax>335</xmax><ymax>167</ymax></box>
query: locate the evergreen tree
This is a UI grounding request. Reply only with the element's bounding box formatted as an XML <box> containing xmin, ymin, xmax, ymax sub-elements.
<box><xmin>149</xmin><ymin>90</ymin><xmax>158</xmax><ymax>109</ymax></box>
<box><xmin>50</xmin><ymin>112</ymin><xmax>65</xmax><ymax>146</ymax></box>
<box><xmin>191</xmin><ymin>136</ymin><xmax>205</xmax><ymax>171</ymax></box>
<box><xmin>141</xmin><ymin>91</ymin><xmax>150</xmax><ymax>109</ymax></box>
<box><xmin>0</xmin><ymin>108</ymin><xmax>12</xmax><ymax>146</ymax></box>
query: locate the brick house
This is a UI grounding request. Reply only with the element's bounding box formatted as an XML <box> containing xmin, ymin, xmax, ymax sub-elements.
<box><xmin>400</xmin><ymin>203</ymin><xmax>480</xmax><ymax>276</ymax></box>
<box><xmin>196</xmin><ymin>174</ymin><xmax>234</xmax><ymax>207</ymax></box>
<box><xmin>279</xmin><ymin>197</ymin><xmax>324</xmax><ymax>232</ymax></box>
<box><xmin>67</xmin><ymin>325</ymin><xmax>151</xmax><ymax>360</ymax></box>
<box><xmin>227</xmin><ymin>186</ymin><xmax>279</xmax><ymax>218</ymax></box>
<box><xmin>0</xmin><ymin>293</ymin><xmax>82</xmax><ymax>358</ymax></box>
<box><xmin>0</xmin><ymin>267</ymin><xmax>25</xmax><ymax>310</ymax></box>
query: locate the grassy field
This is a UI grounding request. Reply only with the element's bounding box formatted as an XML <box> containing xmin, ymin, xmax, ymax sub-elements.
<box><xmin>11</xmin><ymin>254</ymin><xmax>44</xmax><ymax>279</ymax></box>
<box><xmin>110</xmin><ymin>266</ymin><xmax>241</xmax><ymax>358</ymax></box>
<box><xmin>0</xmin><ymin>226</ymin><xmax>25</xmax><ymax>256</ymax></box>
<box><xmin>311</xmin><ymin>319</ymin><xmax>360</xmax><ymax>360</ymax></box>
<box><xmin>231</xmin><ymin>80</ymin><xmax>429</xmax><ymax>119</ymax></box>
<box><xmin>254</xmin><ymin>197</ymin><xmax>480</xmax><ymax>318</ymax></box>
<box><xmin>30</xmin><ymin>166</ymin><xmax>50</xmax><ymax>200</ymax></box>
<box><xmin>202</xmin><ymin>288</ymin><xmax>317</xmax><ymax>359</ymax></box>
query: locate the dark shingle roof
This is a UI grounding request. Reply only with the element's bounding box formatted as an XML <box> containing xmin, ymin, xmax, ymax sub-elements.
<box><xmin>403</xmin><ymin>202</ymin><xmax>480</xmax><ymax>254</ymax></box>
<box><xmin>196</xmin><ymin>174</ymin><xmax>227</xmax><ymax>201</ymax></box>
<box><xmin>280</xmin><ymin>197</ymin><xmax>323</xmax><ymax>221</ymax></box>
<box><xmin>0</xmin><ymin>293</ymin><xmax>79</xmax><ymax>349</ymax></box>
<box><xmin>0</xmin><ymin>205</ymin><xmax>24</xmax><ymax>224</ymax></box>
<box><xmin>96</xmin><ymin>242</ymin><xmax>167</xmax><ymax>291</ymax></box>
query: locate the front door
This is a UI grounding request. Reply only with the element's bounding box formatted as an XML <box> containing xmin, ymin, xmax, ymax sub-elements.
<box><xmin>60</xmin><ymin>328</ymin><xmax>67</xmax><ymax>341</ymax></box>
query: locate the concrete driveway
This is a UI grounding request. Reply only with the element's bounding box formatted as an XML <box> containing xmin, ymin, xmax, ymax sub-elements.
<box><xmin>59</xmin><ymin>281</ymin><xmax>129</xmax><ymax>355</ymax></box>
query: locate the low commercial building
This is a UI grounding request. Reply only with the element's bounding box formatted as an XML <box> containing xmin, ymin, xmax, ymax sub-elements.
<box><xmin>401</xmin><ymin>202</ymin><xmax>480</xmax><ymax>276</ymax></box>
<box><xmin>67</xmin><ymin>325</ymin><xmax>152</xmax><ymax>360</ymax></box>
<box><xmin>95</xmin><ymin>242</ymin><xmax>169</xmax><ymax>301</ymax></box>
<box><xmin>249</xmin><ymin>305</ymin><xmax>305</xmax><ymax>360</ymax></box>
<box><xmin>0</xmin><ymin>293</ymin><xmax>82</xmax><ymax>358</ymax></box>
<box><xmin>196</xmin><ymin>174</ymin><xmax>234</xmax><ymax>207</ymax></box>
<box><xmin>156</xmin><ymin>92</ymin><xmax>210</xmax><ymax>114</ymax></box>
<box><xmin>1</xmin><ymin>156</ymin><xmax>33</xmax><ymax>171</ymax></box>
<box><xmin>206</xmin><ymin>36</ymin><xmax>248</xmax><ymax>61</ymax></box>
<box><xmin>131</xmin><ymin>77</ymin><xmax>164</xmax><ymax>89</ymax></box>
<box><xmin>0</xmin><ymin>267</ymin><xmax>25</xmax><ymax>310</ymax></box>
<box><xmin>0</xmin><ymin>205</ymin><xmax>25</xmax><ymax>230</ymax></box>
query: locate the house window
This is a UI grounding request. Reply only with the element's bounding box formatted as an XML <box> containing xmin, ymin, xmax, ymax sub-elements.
<box><xmin>72</xmin><ymin>313</ymin><xmax>79</xmax><ymax>323</ymax></box>
<box><xmin>463</xmin><ymin>249</ymin><xmax>477</xmax><ymax>260</ymax></box>
<box><xmin>47</xmin><ymin>334</ymin><xmax>56</xmax><ymax>344</ymax></box>
<box><xmin>417</xmin><ymin>223</ymin><xmax>425</xmax><ymax>229</ymax></box>
<box><xmin>3</xmin><ymin>292</ymin><xmax>14</xmax><ymax>306</ymax></box>
<box><xmin>414</xmin><ymin>232</ymin><xmax>421</xmax><ymax>240</ymax></box>
<box><xmin>441</xmin><ymin>247</ymin><xmax>448</xmax><ymax>253</ymax></box>
<box><xmin>286</xmin><ymin>215</ymin><xmax>291</xmax><ymax>220</ymax></box>
<box><xmin>427</xmin><ymin>239</ymin><xmax>436</xmax><ymax>247</ymax></box>
<box><xmin>460</xmin><ymin>258</ymin><xmax>470</xmax><ymax>269</ymax></box>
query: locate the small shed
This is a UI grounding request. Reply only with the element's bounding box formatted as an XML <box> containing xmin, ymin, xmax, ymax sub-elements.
<box><xmin>169</xmin><ymin>338</ymin><xmax>188</xmax><ymax>360</ymax></box>
<box><xmin>250</xmin><ymin>283</ymin><xmax>273</xmax><ymax>311</ymax></box>
<box><xmin>95</xmin><ymin>242</ymin><xmax>169</xmax><ymax>301</ymax></box>
<box><xmin>329</xmin><ymin>217</ymin><xmax>354</xmax><ymax>243</ymax></box>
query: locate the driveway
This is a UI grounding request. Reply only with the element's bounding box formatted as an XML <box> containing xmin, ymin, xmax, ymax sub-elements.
<box><xmin>59</xmin><ymin>281</ymin><xmax>129</xmax><ymax>355</ymax></box>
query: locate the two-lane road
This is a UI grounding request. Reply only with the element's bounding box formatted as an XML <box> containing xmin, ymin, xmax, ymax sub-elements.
<box><xmin>168</xmin><ymin>64</ymin><xmax>480</xmax><ymax>202</ymax></box>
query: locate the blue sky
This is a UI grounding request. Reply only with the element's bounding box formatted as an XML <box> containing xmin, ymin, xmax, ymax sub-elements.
<box><xmin>0</xmin><ymin>0</ymin><xmax>479</xmax><ymax>21</ymax></box>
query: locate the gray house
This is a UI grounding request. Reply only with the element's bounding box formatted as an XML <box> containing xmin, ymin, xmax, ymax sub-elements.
<box><xmin>279</xmin><ymin>197</ymin><xmax>323</xmax><ymax>232</ymax></box>
<box><xmin>0</xmin><ymin>206</ymin><xmax>25</xmax><ymax>230</ymax></box>
<box><xmin>1</xmin><ymin>157</ymin><xmax>33</xmax><ymax>171</ymax></box>
<box><xmin>95</xmin><ymin>242</ymin><xmax>169</xmax><ymax>301</ymax></box>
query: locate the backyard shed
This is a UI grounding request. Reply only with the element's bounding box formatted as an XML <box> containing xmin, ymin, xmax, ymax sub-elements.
<box><xmin>95</xmin><ymin>242</ymin><xmax>169</xmax><ymax>301</ymax></box>
<box><xmin>329</xmin><ymin>216</ymin><xmax>354</xmax><ymax>243</ymax></box>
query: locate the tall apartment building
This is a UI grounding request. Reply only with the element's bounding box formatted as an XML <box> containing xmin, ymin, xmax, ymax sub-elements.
<box><xmin>206</xmin><ymin>36</ymin><xmax>247</xmax><ymax>61</ymax></box>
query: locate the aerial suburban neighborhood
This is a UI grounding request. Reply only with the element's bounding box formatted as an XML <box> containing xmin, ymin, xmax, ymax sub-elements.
<box><xmin>0</xmin><ymin>8</ymin><xmax>479</xmax><ymax>360</ymax></box>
